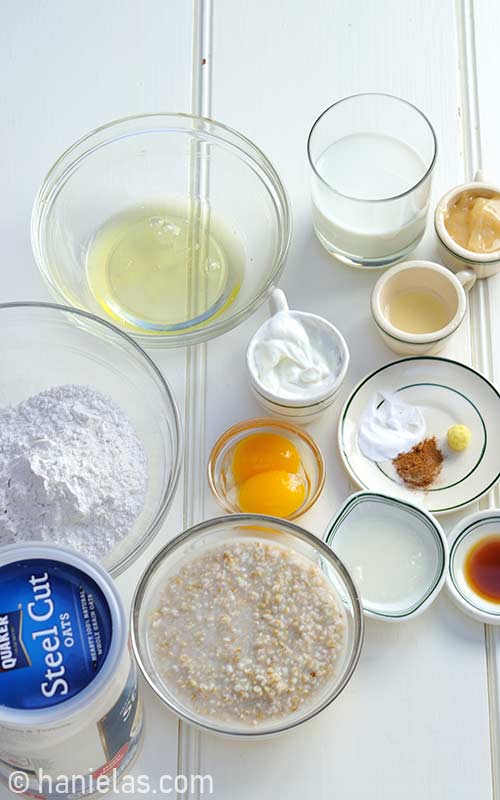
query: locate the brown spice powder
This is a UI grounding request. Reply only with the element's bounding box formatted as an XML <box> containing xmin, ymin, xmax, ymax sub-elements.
<box><xmin>393</xmin><ymin>437</ymin><xmax>444</xmax><ymax>488</ymax></box>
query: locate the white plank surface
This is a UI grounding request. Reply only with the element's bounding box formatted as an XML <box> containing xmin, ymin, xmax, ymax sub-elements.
<box><xmin>469</xmin><ymin>1</ymin><xmax>500</xmax><ymax>796</ymax></box>
<box><xmin>199</xmin><ymin>1</ymin><xmax>492</xmax><ymax>798</ymax></box>
<box><xmin>474</xmin><ymin>0</ymin><xmax>500</xmax><ymax>413</ymax></box>
<box><xmin>1</xmin><ymin>1</ymin><xmax>499</xmax><ymax>799</ymax></box>
<box><xmin>0</xmin><ymin>2</ymin><xmax>193</xmax><ymax>794</ymax></box>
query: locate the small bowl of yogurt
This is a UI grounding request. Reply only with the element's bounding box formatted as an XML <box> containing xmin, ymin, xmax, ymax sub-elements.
<box><xmin>246</xmin><ymin>289</ymin><xmax>349</xmax><ymax>424</ymax></box>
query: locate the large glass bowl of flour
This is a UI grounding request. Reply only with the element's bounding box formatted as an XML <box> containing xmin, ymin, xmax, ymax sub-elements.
<box><xmin>0</xmin><ymin>302</ymin><xmax>182</xmax><ymax>577</ymax></box>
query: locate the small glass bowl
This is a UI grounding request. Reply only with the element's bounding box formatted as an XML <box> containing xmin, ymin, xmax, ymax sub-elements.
<box><xmin>207</xmin><ymin>418</ymin><xmax>325</xmax><ymax>519</ymax></box>
<box><xmin>31</xmin><ymin>113</ymin><xmax>291</xmax><ymax>348</ymax></box>
<box><xmin>0</xmin><ymin>302</ymin><xmax>182</xmax><ymax>576</ymax></box>
<box><xmin>131</xmin><ymin>514</ymin><xmax>364</xmax><ymax>738</ymax></box>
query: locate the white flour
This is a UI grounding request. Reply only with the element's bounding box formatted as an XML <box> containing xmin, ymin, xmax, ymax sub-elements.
<box><xmin>0</xmin><ymin>384</ymin><xmax>148</xmax><ymax>560</ymax></box>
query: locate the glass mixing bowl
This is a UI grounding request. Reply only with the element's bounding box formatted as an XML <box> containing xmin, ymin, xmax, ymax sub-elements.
<box><xmin>31</xmin><ymin>113</ymin><xmax>291</xmax><ymax>348</ymax></box>
<box><xmin>131</xmin><ymin>514</ymin><xmax>363</xmax><ymax>738</ymax></box>
<box><xmin>0</xmin><ymin>302</ymin><xmax>182</xmax><ymax>576</ymax></box>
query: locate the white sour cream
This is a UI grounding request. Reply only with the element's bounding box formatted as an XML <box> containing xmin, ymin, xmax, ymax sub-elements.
<box><xmin>357</xmin><ymin>392</ymin><xmax>426</xmax><ymax>462</ymax></box>
<box><xmin>250</xmin><ymin>310</ymin><xmax>341</xmax><ymax>401</ymax></box>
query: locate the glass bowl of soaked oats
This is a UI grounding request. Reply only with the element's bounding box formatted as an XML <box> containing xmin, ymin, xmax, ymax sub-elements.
<box><xmin>131</xmin><ymin>514</ymin><xmax>363</xmax><ymax>738</ymax></box>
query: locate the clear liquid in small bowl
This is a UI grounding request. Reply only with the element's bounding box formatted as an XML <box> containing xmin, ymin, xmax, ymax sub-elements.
<box><xmin>86</xmin><ymin>204</ymin><xmax>244</xmax><ymax>332</ymax></box>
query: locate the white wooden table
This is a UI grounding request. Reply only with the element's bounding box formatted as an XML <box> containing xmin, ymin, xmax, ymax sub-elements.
<box><xmin>2</xmin><ymin>1</ymin><xmax>500</xmax><ymax>797</ymax></box>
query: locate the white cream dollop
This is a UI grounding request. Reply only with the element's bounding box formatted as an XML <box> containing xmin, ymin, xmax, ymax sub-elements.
<box><xmin>251</xmin><ymin>311</ymin><xmax>340</xmax><ymax>401</ymax></box>
<box><xmin>357</xmin><ymin>392</ymin><xmax>426</xmax><ymax>462</ymax></box>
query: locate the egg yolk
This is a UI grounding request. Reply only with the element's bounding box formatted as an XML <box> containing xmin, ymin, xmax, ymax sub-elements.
<box><xmin>238</xmin><ymin>470</ymin><xmax>306</xmax><ymax>517</ymax></box>
<box><xmin>231</xmin><ymin>433</ymin><xmax>301</xmax><ymax>485</ymax></box>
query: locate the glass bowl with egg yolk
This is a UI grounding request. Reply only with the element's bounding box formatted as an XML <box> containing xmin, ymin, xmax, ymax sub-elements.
<box><xmin>207</xmin><ymin>419</ymin><xmax>325</xmax><ymax>520</ymax></box>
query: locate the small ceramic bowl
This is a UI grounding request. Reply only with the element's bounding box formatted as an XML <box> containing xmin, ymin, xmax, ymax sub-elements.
<box><xmin>447</xmin><ymin>509</ymin><xmax>500</xmax><ymax>624</ymax></box>
<box><xmin>324</xmin><ymin>491</ymin><xmax>449</xmax><ymax>621</ymax></box>
<box><xmin>246</xmin><ymin>289</ymin><xmax>350</xmax><ymax>424</ymax></box>
<box><xmin>207</xmin><ymin>418</ymin><xmax>325</xmax><ymax>519</ymax></box>
<box><xmin>371</xmin><ymin>260</ymin><xmax>475</xmax><ymax>356</ymax></box>
<box><xmin>435</xmin><ymin>171</ymin><xmax>500</xmax><ymax>279</ymax></box>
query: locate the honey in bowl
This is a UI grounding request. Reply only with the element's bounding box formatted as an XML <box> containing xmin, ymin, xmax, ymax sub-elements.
<box><xmin>444</xmin><ymin>190</ymin><xmax>500</xmax><ymax>254</ymax></box>
<box><xmin>464</xmin><ymin>535</ymin><xmax>500</xmax><ymax>603</ymax></box>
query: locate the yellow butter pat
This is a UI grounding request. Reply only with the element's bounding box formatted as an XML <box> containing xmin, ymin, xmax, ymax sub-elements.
<box><xmin>447</xmin><ymin>424</ymin><xmax>472</xmax><ymax>452</ymax></box>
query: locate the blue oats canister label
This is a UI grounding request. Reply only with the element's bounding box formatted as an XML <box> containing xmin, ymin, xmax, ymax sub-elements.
<box><xmin>0</xmin><ymin>558</ymin><xmax>112</xmax><ymax>709</ymax></box>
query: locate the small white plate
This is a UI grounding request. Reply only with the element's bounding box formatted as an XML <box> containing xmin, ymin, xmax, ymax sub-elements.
<box><xmin>338</xmin><ymin>356</ymin><xmax>500</xmax><ymax>515</ymax></box>
<box><xmin>447</xmin><ymin>510</ymin><xmax>500</xmax><ymax>624</ymax></box>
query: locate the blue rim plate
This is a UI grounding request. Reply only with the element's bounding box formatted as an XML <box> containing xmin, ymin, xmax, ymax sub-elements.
<box><xmin>338</xmin><ymin>357</ymin><xmax>500</xmax><ymax>515</ymax></box>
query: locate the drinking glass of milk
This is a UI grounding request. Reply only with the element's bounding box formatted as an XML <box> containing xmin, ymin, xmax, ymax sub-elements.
<box><xmin>307</xmin><ymin>93</ymin><xmax>437</xmax><ymax>267</ymax></box>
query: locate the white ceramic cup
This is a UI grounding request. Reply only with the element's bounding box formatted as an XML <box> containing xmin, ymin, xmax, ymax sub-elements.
<box><xmin>435</xmin><ymin>170</ymin><xmax>500</xmax><ymax>279</ymax></box>
<box><xmin>246</xmin><ymin>289</ymin><xmax>350</xmax><ymax>424</ymax></box>
<box><xmin>371</xmin><ymin>259</ymin><xmax>475</xmax><ymax>356</ymax></box>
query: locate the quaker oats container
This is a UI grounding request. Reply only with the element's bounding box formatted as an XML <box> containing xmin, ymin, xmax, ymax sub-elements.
<box><xmin>0</xmin><ymin>542</ymin><xmax>142</xmax><ymax>800</ymax></box>
<box><xmin>435</xmin><ymin>171</ymin><xmax>500</xmax><ymax>279</ymax></box>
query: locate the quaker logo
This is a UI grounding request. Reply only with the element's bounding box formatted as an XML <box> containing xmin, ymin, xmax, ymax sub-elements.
<box><xmin>0</xmin><ymin>610</ymin><xmax>31</xmax><ymax>673</ymax></box>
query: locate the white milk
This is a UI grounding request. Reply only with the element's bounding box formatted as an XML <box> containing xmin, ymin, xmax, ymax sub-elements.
<box><xmin>312</xmin><ymin>133</ymin><xmax>431</xmax><ymax>262</ymax></box>
<box><xmin>331</xmin><ymin>501</ymin><xmax>440</xmax><ymax>615</ymax></box>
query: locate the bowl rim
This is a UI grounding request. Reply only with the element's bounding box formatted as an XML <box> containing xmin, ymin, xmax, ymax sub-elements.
<box><xmin>30</xmin><ymin>112</ymin><xmax>292</xmax><ymax>349</ymax></box>
<box><xmin>307</xmin><ymin>92</ymin><xmax>437</xmax><ymax>203</ymax></box>
<box><xmin>130</xmin><ymin>512</ymin><xmax>364</xmax><ymax>738</ymax></box>
<box><xmin>207</xmin><ymin>417</ymin><xmax>326</xmax><ymax>519</ymax></box>
<box><xmin>0</xmin><ymin>300</ymin><xmax>183</xmax><ymax>576</ymax></box>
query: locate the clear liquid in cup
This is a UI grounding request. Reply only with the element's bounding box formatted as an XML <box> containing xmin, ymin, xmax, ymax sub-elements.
<box><xmin>86</xmin><ymin>205</ymin><xmax>244</xmax><ymax>332</ymax></box>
